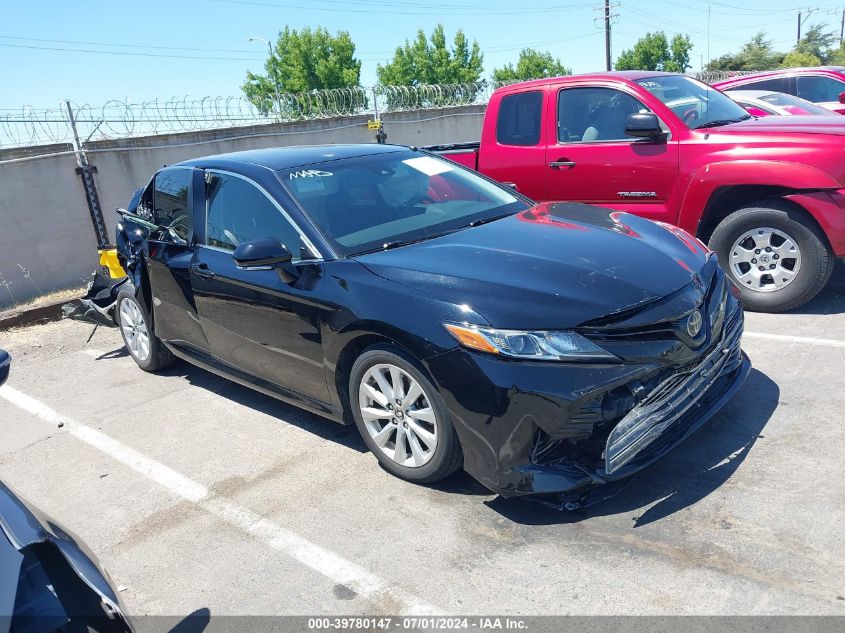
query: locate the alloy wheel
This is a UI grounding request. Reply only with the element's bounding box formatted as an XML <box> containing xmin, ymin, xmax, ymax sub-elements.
<box><xmin>119</xmin><ymin>299</ymin><xmax>151</xmax><ymax>362</ymax></box>
<box><xmin>729</xmin><ymin>226</ymin><xmax>801</xmax><ymax>293</ymax></box>
<box><xmin>358</xmin><ymin>363</ymin><xmax>438</xmax><ymax>468</ymax></box>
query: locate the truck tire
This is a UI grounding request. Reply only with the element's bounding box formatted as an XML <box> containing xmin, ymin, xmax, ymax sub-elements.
<box><xmin>709</xmin><ymin>201</ymin><xmax>834</xmax><ymax>312</ymax></box>
<box><xmin>116</xmin><ymin>284</ymin><xmax>175</xmax><ymax>372</ymax></box>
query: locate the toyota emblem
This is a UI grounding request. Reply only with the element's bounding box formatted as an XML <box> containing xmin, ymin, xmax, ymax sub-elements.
<box><xmin>686</xmin><ymin>310</ymin><xmax>703</xmax><ymax>338</ymax></box>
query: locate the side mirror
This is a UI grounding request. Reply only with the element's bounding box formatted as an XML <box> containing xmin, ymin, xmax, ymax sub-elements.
<box><xmin>625</xmin><ymin>112</ymin><xmax>663</xmax><ymax>139</ymax></box>
<box><xmin>838</xmin><ymin>91</ymin><xmax>845</xmax><ymax>104</ymax></box>
<box><xmin>233</xmin><ymin>237</ymin><xmax>293</xmax><ymax>269</ymax></box>
<box><xmin>0</xmin><ymin>350</ymin><xmax>10</xmax><ymax>388</ymax></box>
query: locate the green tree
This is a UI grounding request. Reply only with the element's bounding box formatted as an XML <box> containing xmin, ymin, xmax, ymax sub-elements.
<box><xmin>242</xmin><ymin>27</ymin><xmax>362</xmax><ymax>116</ymax></box>
<box><xmin>706</xmin><ymin>33</ymin><xmax>783</xmax><ymax>71</ymax></box>
<box><xmin>795</xmin><ymin>24</ymin><xmax>836</xmax><ymax>64</ymax></box>
<box><xmin>781</xmin><ymin>50</ymin><xmax>822</xmax><ymax>68</ymax></box>
<box><xmin>615</xmin><ymin>32</ymin><xmax>692</xmax><ymax>72</ymax></box>
<box><xmin>377</xmin><ymin>24</ymin><xmax>483</xmax><ymax>86</ymax></box>
<box><xmin>492</xmin><ymin>48</ymin><xmax>571</xmax><ymax>83</ymax></box>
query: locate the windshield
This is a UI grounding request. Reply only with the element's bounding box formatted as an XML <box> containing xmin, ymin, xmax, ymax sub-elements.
<box><xmin>758</xmin><ymin>92</ymin><xmax>836</xmax><ymax>116</ymax></box>
<box><xmin>637</xmin><ymin>75</ymin><xmax>751</xmax><ymax>129</ymax></box>
<box><xmin>278</xmin><ymin>151</ymin><xmax>529</xmax><ymax>257</ymax></box>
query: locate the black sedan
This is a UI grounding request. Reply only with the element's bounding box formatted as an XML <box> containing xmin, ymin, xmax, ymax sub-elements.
<box><xmin>112</xmin><ymin>144</ymin><xmax>749</xmax><ymax>500</ymax></box>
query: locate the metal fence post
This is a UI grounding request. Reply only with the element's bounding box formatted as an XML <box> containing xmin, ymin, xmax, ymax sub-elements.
<box><xmin>65</xmin><ymin>100</ymin><xmax>108</xmax><ymax>248</ymax></box>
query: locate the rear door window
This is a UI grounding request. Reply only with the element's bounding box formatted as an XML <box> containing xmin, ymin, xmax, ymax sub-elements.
<box><xmin>496</xmin><ymin>91</ymin><xmax>542</xmax><ymax>146</ymax></box>
<box><xmin>795</xmin><ymin>75</ymin><xmax>845</xmax><ymax>103</ymax></box>
<box><xmin>153</xmin><ymin>168</ymin><xmax>192</xmax><ymax>242</ymax></box>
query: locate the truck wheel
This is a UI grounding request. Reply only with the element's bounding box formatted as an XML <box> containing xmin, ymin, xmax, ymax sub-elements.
<box><xmin>349</xmin><ymin>344</ymin><xmax>462</xmax><ymax>484</ymax></box>
<box><xmin>116</xmin><ymin>285</ymin><xmax>175</xmax><ymax>372</ymax></box>
<box><xmin>709</xmin><ymin>201</ymin><xmax>834</xmax><ymax>312</ymax></box>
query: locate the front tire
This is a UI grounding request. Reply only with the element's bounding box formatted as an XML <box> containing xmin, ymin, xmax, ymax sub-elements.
<box><xmin>116</xmin><ymin>285</ymin><xmax>175</xmax><ymax>372</ymax></box>
<box><xmin>709</xmin><ymin>202</ymin><xmax>834</xmax><ymax>312</ymax></box>
<box><xmin>349</xmin><ymin>345</ymin><xmax>462</xmax><ymax>484</ymax></box>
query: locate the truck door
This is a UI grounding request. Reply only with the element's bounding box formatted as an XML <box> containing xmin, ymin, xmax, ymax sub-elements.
<box><xmin>545</xmin><ymin>86</ymin><xmax>680</xmax><ymax>224</ymax></box>
<box><xmin>477</xmin><ymin>89</ymin><xmax>548</xmax><ymax>200</ymax></box>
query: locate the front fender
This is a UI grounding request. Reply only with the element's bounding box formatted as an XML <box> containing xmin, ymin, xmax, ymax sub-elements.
<box><xmin>678</xmin><ymin>160</ymin><xmax>841</xmax><ymax>234</ymax></box>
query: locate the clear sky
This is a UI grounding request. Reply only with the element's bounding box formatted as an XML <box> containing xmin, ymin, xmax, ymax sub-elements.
<box><xmin>3</xmin><ymin>0</ymin><xmax>845</xmax><ymax>109</ymax></box>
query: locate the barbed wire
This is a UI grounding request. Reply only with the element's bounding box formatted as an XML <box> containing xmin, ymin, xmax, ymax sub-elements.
<box><xmin>0</xmin><ymin>82</ymin><xmax>502</xmax><ymax>149</ymax></box>
<box><xmin>0</xmin><ymin>74</ymin><xmax>756</xmax><ymax>150</ymax></box>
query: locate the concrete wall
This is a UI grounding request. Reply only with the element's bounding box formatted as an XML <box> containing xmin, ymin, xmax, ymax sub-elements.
<box><xmin>0</xmin><ymin>106</ymin><xmax>485</xmax><ymax>309</ymax></box>
<box><xmin>0</xmin><ymin>148</ymin><xmax>100</xmax><ymax>309</ymax></box>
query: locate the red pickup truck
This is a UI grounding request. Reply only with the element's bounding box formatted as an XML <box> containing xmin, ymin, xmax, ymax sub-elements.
<box><xmin>427</xmin><ymin>71</ymin><xmax>845</xmax><ymax>312</ymax></box>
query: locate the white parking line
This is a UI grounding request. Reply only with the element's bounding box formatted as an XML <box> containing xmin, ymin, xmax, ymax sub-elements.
<box><xmin>743</xmin><ymin>331</ymin><xmax>845</xmax><ymax>349</ymax></box>
<box><xmin>0</xmin><ymin>383</ymin><xmax>443</xmax><ymax>616</ymax></box>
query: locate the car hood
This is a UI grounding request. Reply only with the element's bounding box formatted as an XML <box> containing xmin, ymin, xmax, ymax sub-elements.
<box><xmin>708</xmin><ymin>115</ymin><xmax>845</xmax><ymax>136</ymax></box>
<box><xmin>355</xmin><ymin>202</ymin><xmax>710</xmax><ymax>329</ymax></box>
<box><xmin>0</xmin><ymin>481</ymin><xmax>128</xmax><ymax>624</ymax></box>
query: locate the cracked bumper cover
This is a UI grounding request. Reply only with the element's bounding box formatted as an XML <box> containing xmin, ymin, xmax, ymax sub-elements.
<box><xmin>426</xmin><ymin>304</ymin><xmax>749</xmax><ymax>498</ymax></box>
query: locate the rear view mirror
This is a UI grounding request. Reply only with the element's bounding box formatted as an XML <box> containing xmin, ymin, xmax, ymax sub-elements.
<box><xmin>838</xmin><ymin>91</ymin><xmax>845</xmax><ymax>104</ymax></box>
<box><xmin>625</xmin><ymin>112</ymin><xmax>663</xmax><ymax>139</ymax></box>
<box><xmin>233</xmin><ymin>238</ymin><xmax>293</xmax><ymax>269</ymax></box>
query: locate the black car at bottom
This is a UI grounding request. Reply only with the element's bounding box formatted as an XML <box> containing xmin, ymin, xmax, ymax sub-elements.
<box><xmin>110</xmin><ymin>144</ymin><xmax>749</xmax><ymax>501</ymax></box>
<box><xmin>0</xmin><ymin>350</ymin><xmax>133</xmax><ymax>633</ymax></box>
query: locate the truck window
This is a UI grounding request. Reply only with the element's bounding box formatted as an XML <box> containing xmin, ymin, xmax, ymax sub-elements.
<box><xmin>795</xmin><ymin>76</ymin><xmax>845</xmax><ymax>103</ymax></box>
<box><xmin>496</xmin><ymin>91</ymin><xmax>542</xmax><ymax>146</ymax></box>
<box><xmin>153</xmin><ymin>168</ymin><xmax>192</xmax><ymax>242</ymax></box>
<box><xmin>557</xmin><ymin>87</ymin><xmax>648</xmax><ymax>143</ymax></box>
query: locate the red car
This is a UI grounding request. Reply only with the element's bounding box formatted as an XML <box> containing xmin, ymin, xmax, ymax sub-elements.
<box><xmin>713</xmin><ymin>67</ymin><xmax>845</xmax><ymax>114</ymax></box>
<box><xmin>427</xmin><ymin>71</ymin><xmax>845</xmax><ymax>312</ymax></box>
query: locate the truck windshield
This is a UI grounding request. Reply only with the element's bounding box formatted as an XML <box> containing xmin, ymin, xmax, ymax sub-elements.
<box><xmin>637</xmin><ymin>75</ymin><xmax>751</xmax><ymax>129</ymax></box>
<box><xmin>278</xmin><ymin>150</ymin><xmax>529</xmax><ymax>257</ymax></box>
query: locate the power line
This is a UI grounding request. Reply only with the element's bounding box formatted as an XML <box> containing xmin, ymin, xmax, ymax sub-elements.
<box><xmin>211</xmin><ymin>0</ymin><xmax>585</xmax><ymax>15</ymax></box>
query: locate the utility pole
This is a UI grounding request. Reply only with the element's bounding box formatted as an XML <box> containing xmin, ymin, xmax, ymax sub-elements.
<box><xmin>65</xmin><ymin>101</ymin><xmax>108</xmax><ymax>249</ymax></box>
<box><xmin>840</xmin><ymin>8</ymin><xmax>844</xmax><ymax>46</ymax></box>
<box><xmin>604</xmin><ymin>0</ymin><xmax>611</xmax><ymax>71</ymax></box>
<box><xmin>797</xmin><ymin>8</ymin><xmax>817</xmax><ymax>45</ymax></box>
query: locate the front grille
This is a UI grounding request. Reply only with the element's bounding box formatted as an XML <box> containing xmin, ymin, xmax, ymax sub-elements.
<box><xmin>603</xmin><ymin>301</ymin><xmax>744</xmax><ymax>475</ymax></box>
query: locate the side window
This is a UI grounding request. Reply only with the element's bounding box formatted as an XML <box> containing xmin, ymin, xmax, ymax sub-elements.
<box><xmin>205</xmin><ymin>172</ymin><xmax>302</xmax><ymax>260</ymax></box>
<box><xmin>496</xmin><ymin>91</ymin><xmax>542</xmax><ymax>146</ymax></box>
<box><xmin>558</xmin><ymin>87</ymin><xmax>649</xmax><ymax>143</ymax></box>
<box><xmin>731</xmin><ymin>78</ymin><xmax>784</xmax><ymax>93</ymax></box>
<box><xmin>153</xmin><ymin>168</ymin><xmax>192</xmax><ymax>242</ymax></box>
<box><xmin>795</xmin><ymin>76</ymin><xmax>845</xmax><ymax>103</ymax></box>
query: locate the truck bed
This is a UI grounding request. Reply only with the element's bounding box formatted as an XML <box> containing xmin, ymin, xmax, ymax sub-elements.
<box><xmin>423</xmin><ymin>142</ymin><xmax>480</xmax><ymax>170</ymax></box>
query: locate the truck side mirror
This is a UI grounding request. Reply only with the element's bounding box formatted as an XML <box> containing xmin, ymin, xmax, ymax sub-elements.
<box><xmin>838</xmin><ymin>91</ymin><xmax>845</xmax><ymax>104</ymax></box>
<box><xmin>625</xmin><ymin>112</ymin><xmax>664</xmax><ymax>139</ymax></box>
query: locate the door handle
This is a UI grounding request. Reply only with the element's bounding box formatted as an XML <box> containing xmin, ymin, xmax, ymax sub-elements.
<box><xmin>190</xmin><ymin>263</ymin><xmax>216</xmax><ymax>279</ymax></box>
<box><xmin>549</xmin><ymin>161</ymin><xmax>576</xmax><ymax>170</ymax></box>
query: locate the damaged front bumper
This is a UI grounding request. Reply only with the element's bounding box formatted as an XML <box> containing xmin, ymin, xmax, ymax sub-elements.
<box><xmin>426</xmin><ymin>296</ymin><xmax>749</xmax><ymax>500</ymax></box>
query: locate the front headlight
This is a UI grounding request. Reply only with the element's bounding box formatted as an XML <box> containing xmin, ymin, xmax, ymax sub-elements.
<box><xmin>444</xmin><ymin>323</ymin><xmax>616</xmax><ymax>361</ymax></box>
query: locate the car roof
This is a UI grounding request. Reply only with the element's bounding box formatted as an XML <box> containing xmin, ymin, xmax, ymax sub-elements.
<box><xmin>176</xmin><ymin>143</ymin><xmax>408</xmax><ymax>171</ymax></box>
<box><xmin>727</xmin><ymin>90</ymin><xmax>775</xmax><ymax>98</ymax></box>
<box><xmin>714</xmin><ymin>66</ymin><xmax>845</xmax><ymax>86</ymax></box>
<box><xmin>496</xmin><ymin>70</ymin><xmax>679</xmax><ymax>92</ymax></box>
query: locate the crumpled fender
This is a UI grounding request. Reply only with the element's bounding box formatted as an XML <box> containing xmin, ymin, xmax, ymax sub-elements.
<box><xmin>0</xmin><ymin>482</ymin><xmax>130</xmax><ymax>627</ymax></box>
<box><xmin>677</xmin><ymin>160</ymin><xmax>841</xmax><ymax>234</ymax></box>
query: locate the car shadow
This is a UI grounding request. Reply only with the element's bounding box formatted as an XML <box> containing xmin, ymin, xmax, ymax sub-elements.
<box><xmin>485</xmin><ymin>367</ymin><xmax>779</xmax><ymax>526</ymax></box>
<box><xmin>156</xmin><ymin>361</ymin><xmax>368</xmax><ymax>454</ymax></box>
<box><xmin>784</xmin><ymin>260</ymin><xmax>845</xmax><ymax>315</ymax></box>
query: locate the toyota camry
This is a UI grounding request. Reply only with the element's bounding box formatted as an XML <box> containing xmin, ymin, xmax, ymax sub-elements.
<box><xmin>109</xmin><ymin>144</ymin><xmax>749</xmax><ymax>502</ymax></box>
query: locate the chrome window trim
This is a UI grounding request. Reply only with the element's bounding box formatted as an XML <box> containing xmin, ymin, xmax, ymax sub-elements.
<box><xmin>203</xmin><ymin>168</ymin><xmax>324</xmax><ymax>261</ymax></box>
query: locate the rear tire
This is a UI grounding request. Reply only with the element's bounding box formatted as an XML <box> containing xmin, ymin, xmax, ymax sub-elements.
<box><xmin>349</xmin><ymin>344</ymin><xmax>462</xmax><ymax>484</ymax></box>
<box><xmin>709</xmin><ymin>201</ymin><xmax>834</xmax><ymax>312</ymax></box>
<box><xmin>116</xmin><ymin>285</ymin><xmax>175</xmax><ymax>372</ymax></box>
